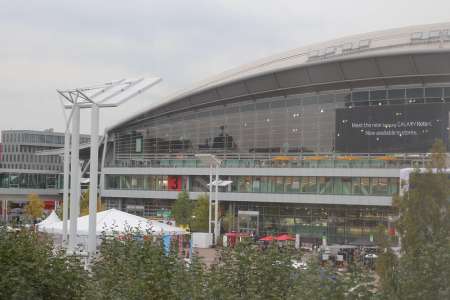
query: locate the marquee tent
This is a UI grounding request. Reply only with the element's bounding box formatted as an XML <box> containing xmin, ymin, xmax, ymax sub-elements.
<box><xmin>37</xmin><ymin>210</ymin><xmax>61</xmax><ymax>228</ymax></box>
<box><xmin>38</xmin><ymin>208</ymin><xmax>186</xmax><ymax>236</ymax></box>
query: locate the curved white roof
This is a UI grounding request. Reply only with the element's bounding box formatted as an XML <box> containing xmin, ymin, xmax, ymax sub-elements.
<box><xmin>171</xmin><ymin>22</ymin><xmax>450</xmax><ymax>98</ymax></box>
<box><xmin>110</xmin><ymin>22</ymin><xmax>450</xmax><ymax>131</ymax></box>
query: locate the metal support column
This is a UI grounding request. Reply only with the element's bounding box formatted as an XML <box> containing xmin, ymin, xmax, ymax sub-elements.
<box><xmin>62</xmin><ymin>128</ymin><xmax>71</xmax><ymax>246</ymax></box>
<box><xmin>214</xmin><ymin>168</ymin><xmax>219</xmax><ymax>245</ymax></box>
<box><xmin>68</xmin><ymin>104</ymin><xmax>80</xmax><ymax>253</ymax></box>
<box><xmin>208</xmin><ymin>164</ymin><xmax>212</xmax><ymax>235</ymax></box>
<box><xmin>88</xmin><ymin>104</ymin><xmax>99</xmax><ymax>256</ymax></box>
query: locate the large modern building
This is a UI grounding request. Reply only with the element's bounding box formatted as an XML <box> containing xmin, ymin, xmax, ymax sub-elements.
<box><xmin>99</xmin><ymin>23</ymin><xmax>450</xmax><ymax>245</ymax></box>
<box><xmin>0</xmin><ymin>129</ymin><xmax>89</xmax><ymax>221</ymax></box>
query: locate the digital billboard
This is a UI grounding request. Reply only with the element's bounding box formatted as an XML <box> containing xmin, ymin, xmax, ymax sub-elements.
<box><xmin>335</xmin><ymin>103</ymin><xmax>449</xmax><ymax>153</ymax></box>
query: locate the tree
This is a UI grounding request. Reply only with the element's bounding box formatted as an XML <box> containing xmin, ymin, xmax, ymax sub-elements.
<box><xmin>377</xmin><ymin>139</ymin><xmax>450</xmax><ymax>299</ymax></box>
<box><xmin>80</xmin><ymin>189</ymin><xmax>105</xmax><ymax>216</ymax></box>
<box><xmin>375</xmin><ymin>224</ymin><xmax>399</xmax><ymax>298</ymax></box>
<box><xmin>24</xmin><ymin>193</ymin><xmax>44</xmax><ymax>222</ymax></box>
<box><xmin>190</xmin><ymin>194</ymin><xmax>209</xmax><ymax>232</ymax></box>
<box><xmin>89</xmin><ymin>234</ymin><xmax>201</xmax><ymax>300</ymax></box>
<box><xmin>172</xmin><ymin>191</ymin><xmax>192</xmax><ymax>226</ymax></box>
<box><xmin>0</xmin><ymin>226</ymin><xmax>88</xmax><ymax>299</ymax></box>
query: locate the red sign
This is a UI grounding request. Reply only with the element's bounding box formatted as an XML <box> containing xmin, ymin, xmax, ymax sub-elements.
<box><xmin>44</xmin><ymin>200</ymin><xmax>57</xmax><ymax>210</ymax></box>
<box><xmin>168</xmin><ymin>176</ymin><xmax>182</xmax><ymax>191</ymax></box>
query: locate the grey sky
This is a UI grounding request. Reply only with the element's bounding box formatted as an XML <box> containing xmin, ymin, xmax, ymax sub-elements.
<box><xmin>1</xmin><ymin>0</ymin><xmax>450</xmax><ymax>135</ymax></box>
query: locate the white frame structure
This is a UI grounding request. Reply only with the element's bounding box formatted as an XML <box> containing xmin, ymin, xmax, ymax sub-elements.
<box><xmin>194</xmin><ymin>154</ymin><xmax>231</xmax><ymax>245</ymax></box>
<box><xmin>58</xmin><ymin>77</ymin><xmax>161</xmax><ymax>255</ymax></box>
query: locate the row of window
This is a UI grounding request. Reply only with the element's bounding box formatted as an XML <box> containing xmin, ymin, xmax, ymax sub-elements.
<box><xmin>0</xmin><ymin>163</ymin><xmax>62</xmax><ymax>171</ymax></box>
<box><xmin>105</xmin><ymin>175</ymin><xmax>399</xmax><ymax>196</ymax></box>
<box><xmin>1</xmin><ymin>153</ymin><xmax>61</xmax><ymax>164</ymax></box>
<box><xmin>114</xmin><ymin>84</ymin><xmax>450</xmax><ymax>156</ymax></box>
<box><xmin>2</xmin><ymin>132</ymin><xmax>89</xmax><ymax>145</ymax></box>
<box><xmin>104</xmin><ymin>199</ymin><xmax>394</xmax><ymax>243</ymax></box>
<box><xmin>227</xmin><ymin>176</ymin><xmax>398</xmax><ymax>196</ymax></box>
<box><xmin>0</xmin><ymin>173</ymin><xmax>62</xmax><ymax>189</ymax></box>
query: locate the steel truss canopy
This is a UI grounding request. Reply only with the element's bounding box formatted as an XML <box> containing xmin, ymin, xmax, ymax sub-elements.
<box><xmin>58</xmin><ymin>77</ymin><xmax>161</xmax><ymax>108</ymax></box>
<box><xmin>58</xmin><ymin>76</ymin><xmax>161</xmax><ymax>256</ymax></box>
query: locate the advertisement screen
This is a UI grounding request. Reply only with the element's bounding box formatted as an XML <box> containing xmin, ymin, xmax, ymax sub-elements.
<box><xmin>335</xmin><ymin>103</ymin><xmax>449</xmax><ymax>153</ymax></box>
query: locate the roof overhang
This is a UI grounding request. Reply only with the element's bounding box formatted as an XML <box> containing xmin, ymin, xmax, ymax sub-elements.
<box><xmin>112</xmin><ymin>49</ymin><xmax>450</xmax><ymax>131</ymax></box>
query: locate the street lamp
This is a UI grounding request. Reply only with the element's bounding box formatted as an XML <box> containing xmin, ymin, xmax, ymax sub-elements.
<box><xmin>58</xmin><ymin>77</ymin><xmax>161</xmax><ymax>255</ymax></box>
<box><xmin>195</xmin><ymin>153</ymin><xmax>224</xmax><ymax>246</ymax></box>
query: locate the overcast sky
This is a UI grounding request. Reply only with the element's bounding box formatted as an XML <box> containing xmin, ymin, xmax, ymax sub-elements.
<box><xmin>1</xmin><ymin>0</ymin><xmax>450</xmax><ymax>135</ymax></box>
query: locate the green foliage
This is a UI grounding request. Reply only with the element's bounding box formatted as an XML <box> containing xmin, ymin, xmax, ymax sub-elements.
<box><xmin>205</xmin><ymin>242</ymin><xmax>375</xmax><ymax>300</ymax></box>
<box><xmin>190</xmin><ymin>194</ymin><xmax>209</xmax><ymax>232</ymax></box>
<box><xmin>0</xmin><ymin>226</ymin><xmax>378</xmax><ymax>299</ymax></box>
<box><xmin>88</xmin><ymin>235</ymin><xmax>206</xmax><ymax>300</ymax></box>
<box><xmin>172</xmin><ymin>191</ymin><xmax>192</xmax><ymax>226</ymax></box>
<box><xmin>222</xmin><ymin>209</ymin><xmax>235</xmax><ymax>232</ymax></box>
<box><xmin>375</xmin><ymin>225</ymin><xmax>399</xmax><ymax>299</ymax></box>
<box><xmin>377</xmin><ymin>140</ymin><xmax>450</xmax><ymax>299</ymax></box>
<box><xmin>0</xmin><ymin>226</ymin><xmax>88</xmax><ymax>300</ymax></box>
<box><xmin>24</xmin><ymin>193</ymin><xmax>44</xmax><ymax>221</ymax></box>
<box><xmin>80</xmin><ymin>189</ymin><xmax>105</xmax><ymax>216</ymax></box>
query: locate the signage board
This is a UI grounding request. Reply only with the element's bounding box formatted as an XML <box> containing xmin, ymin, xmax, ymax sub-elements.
<box><xmin>335</xmin><ymin>103</ymin><xmax>449</xmax><ymax>153</ymax></box>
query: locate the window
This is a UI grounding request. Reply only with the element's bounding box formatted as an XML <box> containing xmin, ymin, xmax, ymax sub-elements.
<box><xmin>135</xmin><ymin>137</ymin><xmax>143</xmax><ymax>153</ymax></box>
<box><xmin>274</xmin><ymin>177</ymin><xmax>284</xmax><ymax>193</ymax></box>
<box><xmin>301</xmin><ymin>177</ymin><xmax>317</xmax><ymax>193</ymax></box>
<box><xmin>352</xmin><ymin>177</ymin><xmax>361</xmax><ymax>195</ymax></box>
<box><xmin>252</xmin><ymin>177</ymin><xmax>261</xmax><ymax>192</ymax></box>
<box><xmin>286</xmin><ymin>177</ymin><xmax>300</xmax><ymax>193</ymax></box>
<box><xmin>371</xmin><ymin>178</ymin><xmax>388</xmax><ymax>195</ymax></box>
<box><xmin>239</xmin><ymin>176</ymin><xmax>252</xmax><ymax>193</ymax></box>
<box><xmin>361</xmin><ymin>177</ymin><xmax>370</xmax><ymax>195</ymax></box>
<box><xmin>334</xmin><ymin>177</ymin><xmax>352</xmax><ymax>195</ymax></box>
<box><xmin>318</xmin><ymin>177</ymin><xmax>333</xmax><ymax>194</ymax></box>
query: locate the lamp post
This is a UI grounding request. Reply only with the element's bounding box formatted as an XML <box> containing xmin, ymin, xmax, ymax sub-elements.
<box><xmin>58</xmin><ymin>77</ymin><xmax>161</xmax><ymax>255</ymax></box>
<box><xmin>194</xmin><ymin>154</ymin><xmax>232</xmax><ymax>246</ymax></box>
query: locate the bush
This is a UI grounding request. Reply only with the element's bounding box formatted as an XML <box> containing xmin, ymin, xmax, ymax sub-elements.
<box><xmin>0</xmin><ymin>226</ymin><xmax>87</xmax><ymax>300</ymax></box>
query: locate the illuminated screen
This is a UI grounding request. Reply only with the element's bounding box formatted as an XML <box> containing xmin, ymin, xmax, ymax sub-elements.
<box><xmin>335</xmin><ymin>103</ymin><xmax>449</xmax><ymax>153</ymax></box>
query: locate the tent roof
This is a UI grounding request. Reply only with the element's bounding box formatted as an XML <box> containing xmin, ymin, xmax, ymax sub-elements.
<box><xmin>38</xmin><ymin>209</ymin><xmax>186</xmax><ymax>236</ymax></box>
<box><xmin>37</xmin><ymin>211</ymin><xmax>61</xmax><ymax>227</ymax></box>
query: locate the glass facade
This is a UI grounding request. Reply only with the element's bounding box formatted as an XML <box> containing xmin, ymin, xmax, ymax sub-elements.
<box><xmin>112</xmin><ymin>84</ymin><xmax>450</xmax><ymax>161</ymax></box>
<box><xmin>105</xmin><ymin>174</ymin><xmax>399</xmax><ymax>196</ymax></box>
<box><xmin>0</xmin><ymin>172</ymin><xmax>61</xmax><ymax>189</ymax></box>
<box><xmin>225</xmin><ymin>202</ymin><xmax>394</xmax><ymax>245</ymax></box>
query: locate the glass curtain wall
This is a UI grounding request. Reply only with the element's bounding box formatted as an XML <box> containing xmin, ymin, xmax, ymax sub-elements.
<box><xmin>105</xmin><ymin>174</ymin><xmax>399</xmax><ymax>196</ymax></box>
<box><xmin>112</xmin><ymin>85</ymin><xmax>450</xmax><ymax>160</ymax></box>
<box><xmin>227</xmin><ymin>202</ymin><xmax>394</xmax><ymax>244</ymax></box>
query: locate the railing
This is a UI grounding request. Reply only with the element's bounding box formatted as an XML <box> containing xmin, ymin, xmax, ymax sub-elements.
<box><xmin>105</xmin><ymin>152</ymin><xmax>432</xmax><ymax>169</ymax></box>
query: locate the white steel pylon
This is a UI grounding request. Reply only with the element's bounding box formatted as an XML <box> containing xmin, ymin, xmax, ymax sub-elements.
<box><xmin>57</xmin><ymin>77</ymin><xmax>161</xmax><ymax>255</ymax></box>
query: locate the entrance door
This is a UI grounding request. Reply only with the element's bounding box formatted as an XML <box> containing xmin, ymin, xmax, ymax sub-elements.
<box><xmin>237</xmin><ymin>210</ymin><xmax>259</xmax><ymax>235</ymax></box>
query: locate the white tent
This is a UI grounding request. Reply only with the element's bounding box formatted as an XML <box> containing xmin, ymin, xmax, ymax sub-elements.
<box><xmin>37</xmin><ymin>210</ymin><xmax>61</xmax><ymax>228</ymax></box>
<box><xmin>38</xmin><ymin>209</ymin><xmax>186</xmax><ymax>236</ymax></box>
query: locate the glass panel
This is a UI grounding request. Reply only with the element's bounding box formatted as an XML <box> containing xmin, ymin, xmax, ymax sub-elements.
<box><xmin>318</xmin><ymin>177</ymin><xmax>333</xmax><ymax>194</ymax></box>
<box><xmin>388</xmin><ymin>178</ymin><xmax>399</xmax><ymax>195</ymax></box>
<box><xmin>301</xmin><ymin>176</ymin><xmax>317</xmax><ymax>193</ymax></box>
<box><xmin>252</xmin><ymin>176</ymin><xmax>261</xmax><ymax>193</ymax></box>
<box><xmin>239</xmin><ymin>176</ymin><xmax>252</xmax><ymax>193</ymax></box>
<box><xmin>274</xmin><ymin>177</ymin><xmax>284</xmax><ymax>193</ymax></box>
<box><xmin>361</xmin><ymin>177</ymin><xmax>370</xmax><ymax>195</ymax></box>
<box><xmin>352</xmin><ymin>177</ymin><xmax>361</xmax><ymax>195</ymax></box>
<box><xmin>286</xmin><ymin>177</ymin><xmax>300</xmax><ymax>193</ymax></box>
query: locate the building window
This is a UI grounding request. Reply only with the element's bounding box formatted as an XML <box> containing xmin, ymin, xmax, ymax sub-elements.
<box><xmin>135</xmin><ymin>137</ymin><xmax>143</xmax><ymax>153</ymax></box>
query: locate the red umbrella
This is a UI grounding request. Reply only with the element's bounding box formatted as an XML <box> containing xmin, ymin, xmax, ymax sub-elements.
<box><xmin>275</xmin><ymin>234</ymin><xmax>295</xmax><ymax>241</ymax></box>
<box><xmin>259</xmin><ymin>235</ymin><xmax>275</xmax><ymax>241</ymax></box>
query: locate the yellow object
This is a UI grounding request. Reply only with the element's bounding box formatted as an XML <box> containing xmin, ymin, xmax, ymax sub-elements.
<box><xmin>336</xmin><ymin>156</ymin><xmax>361</xmax><ymax>161</ymax></box>
<box><xmin>303</xmin><ymin>156</ymin><xmax>327</xmax><ymax>161</ymax></box>
<box><xmin>272</xmin><ymin>156</ymin><xmax>297</xmax><ymax>161</ymax></box>
<box><xmin>374</xmin><ymin>156</ymin><xmax>397</xmax><ymax>161</ymax></box>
